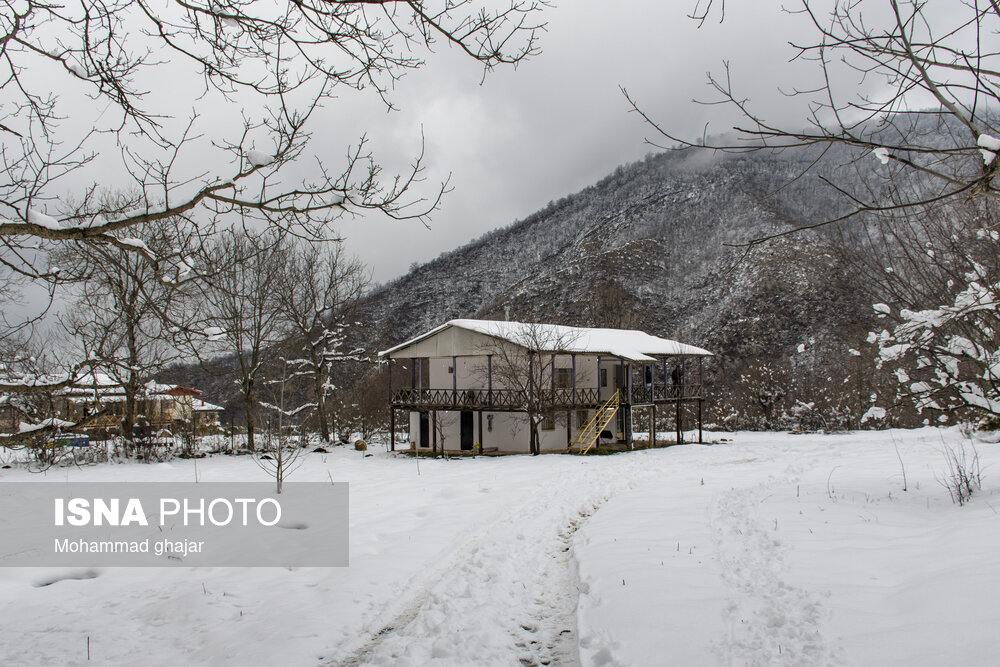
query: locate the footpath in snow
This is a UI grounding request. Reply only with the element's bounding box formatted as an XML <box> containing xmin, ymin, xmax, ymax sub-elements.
<box><xmin>0</xmin><ymin>427</ymin><xmax>997</xmax><ymax>666</ymax></box>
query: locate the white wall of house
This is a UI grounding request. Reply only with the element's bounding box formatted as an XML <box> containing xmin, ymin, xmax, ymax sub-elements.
<box><xmin>410</xmin><ymin>353</ymin><xmax>617</xmax><ymax>393</ymax></box>
<box><xmin>406</xmin><ymin>406</ymin><xmax>617</xmax><ymax>453</ymax></box>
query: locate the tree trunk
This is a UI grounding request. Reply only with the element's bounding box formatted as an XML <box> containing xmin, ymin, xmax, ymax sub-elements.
<box><xmin>315</xmin><ymin>372</ymin><xmax>330</xmax><ymax>442</ymax></box>
<box><xmin>245</xmin><ymin>383</ymin><xmax>256</xmax><ymax>452</ymax></box>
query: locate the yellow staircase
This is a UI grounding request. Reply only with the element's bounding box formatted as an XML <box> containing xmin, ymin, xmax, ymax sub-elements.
<box><xmin>569</xmin><ymin>390</ymin><xmax>620</xmax><ymax>455</ymax></box>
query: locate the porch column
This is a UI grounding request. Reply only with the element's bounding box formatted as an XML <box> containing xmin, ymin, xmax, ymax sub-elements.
<box><xmin>676</xmin><ymin>396</ymin><xmax>682</xmax><ymax>445</ymax></box>
<box><xmin>650</xmin><ymin>404</ymin><xmax>655</xmax><ymax>449</ymax></box>
<box><xmin>452</xmin><ymin>355</ymin><xmax>457</xmax><ymax>406</ymax></box>
<box><xmin>487</xmin><ymin>355</ymin><xmax>493</xmax><ymax>407</ymax></box>
<box><xmin>389</xmin><ymin>408</ymin><xmax>395</xmax><ymax>452</ymax></box>
<box><xmin>626</xmin><ymin>361</ymin><xmax>632</xmax><ymax>402</ymax></box>
<box><xmin>478</xmin><ymin>410</ymin><xmax>484</xmax><ymax>452</ymax></box>
<box><xmin>411</xmin><ymin>358</ymin><xmax>416</xmax><ymax>389</ymax></box>
<box><xmin>597</xmin><ymin>356</ymin><xmax>602</xmax><ymax>400</ymax></box>
<box><xmin>528</xmin><ymin>353</ymin><xmax>534</xmax><ymax>404</ymax></box>
<box><xmin>571</xmin><ymin>354</ymin><xmax>577</xmax><ymax>407</ymax></box>
<box><xmin>624</xmin><ymin>359</ymin><xmax>633</xmax><ymax>448</ymax></box>
<box><xmin>431</xmin><ymin>410</ymin><xmax>437</xmax><ymax>454</ymax></box>
<box><xmin>698</xmin><ymin>356</ymin><xmax>704</xmax><ymax>444</ymax></box>
<box><xmin>550</xmin><ymin>354</ymin><xmax>556</xmax><ymax>398</ymax></box>
<box><xmin>387</xmin><ymin>360</ymin><xmax>393</xmax><ymax>402</ymax></box>
<box><xmin>418</xmin><ymin>358</ymin><xmax>423</xmax><ymax>393</ymax></box>
<box><xmin>698</xmin><ymin>399</ymin><xmax>703</xmax><ymax>444</ymax></box>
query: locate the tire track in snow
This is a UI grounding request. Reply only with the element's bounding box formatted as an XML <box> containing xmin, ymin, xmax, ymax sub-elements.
<box><xmin>327</xmin><ymin>456</ymin><xmax>655</xmax><ymax>667</ymax></box>
<box><xmin>710</xmin><ymin>477</ymin><xmax>842</xmax><ymax>666</ymax></box>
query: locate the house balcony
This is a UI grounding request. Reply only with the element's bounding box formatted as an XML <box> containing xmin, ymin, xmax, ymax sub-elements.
<box><xmin>628</xmin><ymin>383</ymin><xmax>704</xmax><ymax>405</ymax></box>
<box><xmin>390</xmin><ymin>384</ymin><xmax>704</xmax><ymax>411</ymax></box>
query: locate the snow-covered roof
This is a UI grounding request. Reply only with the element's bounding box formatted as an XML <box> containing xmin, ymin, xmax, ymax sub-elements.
<box><xmin>192</xmin><ymin>398</ymin><xmax>223</xmax><ymax>412</ymax></box>
<box><xmin>379</xmin><ymin>319</ymin><xmax>712</xmax><ymax>362</ymax></box>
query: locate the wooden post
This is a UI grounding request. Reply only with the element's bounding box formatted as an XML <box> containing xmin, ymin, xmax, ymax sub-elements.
<box><xmin>550</xmin><ymin>354</ymin><xmax>556</xmax><ymax>398</ymax></box>
<box><xmin>528</xmin><ymin>352</ymin><xmax>534</xmax><ymax>404</ymax></box>
<box><xmin>649</xmin><ymin>404</ymin><xmax>655</xmax><ymax>448</ymax></box>
<box><xmin>597</xmin><ymin>356</ymin><xmax>602</xmax><ymax>400</ymax></box>
<box><xmin>626</xmin><ymin>361</ymin><xmax>632</xmax><ymax>403</ymax></box>
<box><xmin>389</xmin><ymin>408</ymin><xmax>395</xmax><ymax>452</ymax></box>
<box><xmin>487</xmin><ymin>354</ymin><xmax>493</xmax><ymax>407</ymax></box>
<box><xmin>411</xmin><ymin>358</ymin><xmax>416</xmax><ymax>389</ymax></box>
<box><xmin>698</xmin><ymin>399</ymin><xmax>703</xmax><ymax>444</ymax></box>
<box><xmin>388</xmin><ymin>360</ymin><xmax>392</xmax><ymax>402</ymax></box>
<box><xmin>452</xmin><ymin>355</ymin><xmax>457</xmax><ymax>406</ymax></box>
<box><xmin>663</xmin><ymin>358</ymin><xmax>668</xmax><ymax>398</ymax></box>
<box><xmin>676</xmin><ymin>397</ymin><xmax>682</xmax><ymax>445</ymax></box>
<box><xmin>698</xmin><ymin>356</ymin><xmax>704</xmax><ymax>444</ymax></box>
<box><xmin>571</xmin><ymin>354</ymin><xmax>577</xmax><ymax>406</ymax></box>
<box><xmin>418</xmin><ymin>358</ymin><xmax>423</xmax><ymax>393</ymax></box>
<box><xmin>431</xmin><ymin>410</ymin><xmax>437</xmax><ymax>454</ymax></box>
<box><xmin>566</xmin><ymin>410</ymin><xmax>572</xmax><ymax>449</ymax></box>
<box><xmin>478</xmin><ymin>410</ymin><xmax>484</xmax><ymax>451</ymax></box>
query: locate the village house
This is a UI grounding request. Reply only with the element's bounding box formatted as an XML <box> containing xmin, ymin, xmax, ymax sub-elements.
<box><xmin>380</xmin><ymin>319</ymin><xmax>712</xmax><ymax>455</ymax></box>
<box><xmin>0</xmin><ymin>394</ymin><xmax>31</xmax><ymax>434</ymax></box>
<box><xmin>55</xmin><ymin>374</ymin><xmax>223</xmax><ymax>436</ymax></box>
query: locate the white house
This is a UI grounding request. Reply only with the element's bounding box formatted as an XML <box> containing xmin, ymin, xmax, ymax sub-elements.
<box><xmin>379</xmin><ymin>319</ymin><xmax>712</xmax><ymax>455</ymax></box>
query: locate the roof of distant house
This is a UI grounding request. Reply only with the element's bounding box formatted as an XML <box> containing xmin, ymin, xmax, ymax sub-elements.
<box><xmin>379</xmin><ymin>319</ymin><xmax>712</xmax><ymax>362</ymax></box>
<box><xmin>192</xmin><ymin>398</ymin><xmax>223</xmax><ymax>412</ymax></box>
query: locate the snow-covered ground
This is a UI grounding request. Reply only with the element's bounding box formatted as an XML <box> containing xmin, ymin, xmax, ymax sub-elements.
<box><xmin>0</xmin><ymin>428</ymin><xmax>997</xmax><ymax>666</ymax></box>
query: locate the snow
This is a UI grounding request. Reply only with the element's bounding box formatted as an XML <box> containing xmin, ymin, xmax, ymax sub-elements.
<box><xmin>872</xmin><ymin>147</ymin><xmax>890</xmax><ymax>164</ymax></box>
<box><xmin>17</xmin><ymin>417</ymin><xmax>74</xmax><ymax>433</ymax></box>
<box><xmin>977</xmin><ymin>133</ymin><xmax>1000</xmax><ymax>151</ymax></box>
<box><xmin>860</xmin><ymin>405</ymin><xmax>886</xmax><ymax>423</ymax></box>
<box><xmin>246</xmin><ymin>150</ymin><xmax>274</xmax><ymax>167</ymax></box>
<box><xmin>380</xmin><ymin>319</ymin><xmax>712</xmax><ymax>361</ymax></box>
<box><xmin>26</xmin><ymin>208</ymin><xmax>62</xmax><ymax>229</ymax></box>
<box><xmin>976</xmin><ymin>135</ymin><xmax>1000</xmax><ymax>165</ymax></box>
<box><xmin>204</xmin><ymin>326</ymin><xmax>225</xmax><ymax>341</ymax></box>
<box><xmin>0</xmin><ymin>428</ymin><xmax>998</xmax><ymax>665</ymax></box>
<box><xmin>192</xmin><ymin>398</ymin><xmax>224</xmax><ymax>412</ymax></box>
<box><xmin>873</xmin><ymin>303</ymin><xmax>891</xmax><ymax>315</ymax></box>
<box><xmin>117</xmin><ymin>237</ymin><xmax>156</xmax><ymax>259</ymax></box>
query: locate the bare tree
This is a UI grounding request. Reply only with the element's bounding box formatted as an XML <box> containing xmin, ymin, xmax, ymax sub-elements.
<box><xmin>278</xmin><ymin>241</ymin><xmax>367</xmax><ymax>442</ymax></box>
<box><xmin>474</xmin><ymin>322</ymin><xmax>580</xmax><ymax>456</ymax></box>
<box><xmin>56</xmin><ymin>218</ymin><xmax>193</xmax><ymax>444</ymax></box>
<box><xmin>194</xmin><ymin>228</ymin><xmax>290</xmax><ymax>451</ymax></box>
<box><xmin>627</xmin><ymin>0</ymin><xmax>1000</xmax><ymax>242</ymax></box>
<box><xmin>855</xmin><ymin>198</ymin><xmax>1000</xmax><ymax>421</ymax></box>
<box><xmin>256</xmin><ymin>359</ymin><xmax>310</xmax><ymax>493</ymax></box>
<box><xmin>0</xmin><ymin>0</ymin><xmax>548</xmax><ymax>404</ymax></box>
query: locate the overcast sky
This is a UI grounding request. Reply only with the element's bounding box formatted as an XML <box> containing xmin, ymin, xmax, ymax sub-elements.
<box><xmin>322</xmin><ymin>1</ymin><xmax>821</xmax><ymax>283</ymax></box>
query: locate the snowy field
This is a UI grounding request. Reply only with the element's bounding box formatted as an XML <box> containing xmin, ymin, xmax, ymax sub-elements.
<box><xmin>0</xmin><ymin>427</ymin><xmax>997</xmax><ymax>666</ymax></box>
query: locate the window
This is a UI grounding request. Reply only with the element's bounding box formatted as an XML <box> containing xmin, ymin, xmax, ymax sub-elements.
<box><xmin>600</xmin><ymin>368</ymin><xmax>608</xmax><ymax>387</ymax></box>
<box><xmin>555</xmin><ymin>368</ymin><xmax>573</xmax><ymax>389</ymax></box>
<box><xmin>577</xmin><ymin>410</ymin><xmax>589</xmax><ymax>429</ymax></box>
<box><xmin>541</xmin><ymin>414</ymin><xmax>555</xmax><ymax>431</ymax></box>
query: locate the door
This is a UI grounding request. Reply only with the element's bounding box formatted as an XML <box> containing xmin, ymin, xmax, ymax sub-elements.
<box><xmin>460</xmin><ymin>411</ymin><xmax>474</xmax><ymax>450</ymax></box>
<box><xmin>419</xmin><ymin>411</ymin><xmax>430</xmax><ymax>448</ymax></box>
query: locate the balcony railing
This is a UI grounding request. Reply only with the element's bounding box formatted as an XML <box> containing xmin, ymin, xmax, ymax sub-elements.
<box><xmin>391</xmin><ymin>384</ymin><xmax>702</xmax><ymax>410</ymax></box>
<box><xmin>629</xmin><ymin>383</ymin><xmax>703</xmax><ymax>404</ymax></box>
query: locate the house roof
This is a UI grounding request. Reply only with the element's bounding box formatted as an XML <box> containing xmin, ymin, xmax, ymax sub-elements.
<box><xmin>379</xmin><ymin>319</ymin><xmax>712</xmax><ymax>362</ymax></box>
<box><xmin>58</xmin><ymin>375</ymin><xmax>205</xmax><ymax>401</ymax></box>
<box><xmin>192</xmin><ymin>398</ymin><xmax>223</xmax><ymax>412</ymax></box>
